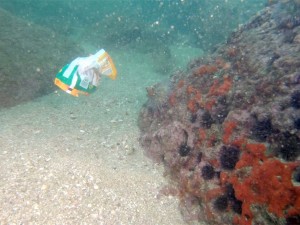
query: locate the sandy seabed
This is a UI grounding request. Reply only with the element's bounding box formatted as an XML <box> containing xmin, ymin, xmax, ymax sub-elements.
<box><xmin>0</xmin><ymin>49</ymin><xmax>189</xmax><ymax>225</ymax></box>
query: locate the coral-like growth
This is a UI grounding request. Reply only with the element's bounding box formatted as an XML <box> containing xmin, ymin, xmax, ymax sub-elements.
<box><xmin>222</xmin><ymin>121</ymin><xmax>237</xmax><ymax>144</ymax></box>
<box><xmin>194</xmin><ymin>64</ymin><xmax>218</xmax><ymax>76</ymax></box>
<box><xmin>235</xmin><ymin>143</ymin><xmax>267</xmax><ymax>169</ymax></box>
<box><xmin>208</xmin><ymin>76</ymin><xmax>232</xmax><ymax>97</ymax></box>
<box><xmin>226</xmin><ymin>142</ymin><xmax>300</xmax><ymax>225</ymax></box>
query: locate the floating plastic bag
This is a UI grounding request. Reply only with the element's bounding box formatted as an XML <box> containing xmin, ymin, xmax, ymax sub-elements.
<box><xmin>54</xmin><ymin>49</ymin><xmax>117</xmax><ymax>97</ymax></box>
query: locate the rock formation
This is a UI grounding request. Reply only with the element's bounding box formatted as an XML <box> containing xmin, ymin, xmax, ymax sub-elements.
<box><xmin>0</xmin><ymin>8</ymin><xmax>82</xmax><ymax>108</ymax></box>
<box><xmin>139</xmin><ymin>1</ymin><xmax>300</xmax><ymax>224</ymax></box>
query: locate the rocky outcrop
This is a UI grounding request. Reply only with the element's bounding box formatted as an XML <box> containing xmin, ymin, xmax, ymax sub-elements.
<box><xmin>139</xmin><ymin>1</ymin><xmax>300</xmax><ymax>224</ymax></box>
<box><xmin>0</xmin><ymin>8</ymin><xmax>82</xmax><ymax>108</ymax></box>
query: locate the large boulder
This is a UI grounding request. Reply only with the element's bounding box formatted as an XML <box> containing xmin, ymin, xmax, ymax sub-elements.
<box><xmin>139</xmin><ymin>1</ymin><xmax>300</xmax><ymax>224</ymax></box>
<box><xmin>0</xmin><ymin>8</ymin><xmax>82</xmax><ymax>108</ymax></box>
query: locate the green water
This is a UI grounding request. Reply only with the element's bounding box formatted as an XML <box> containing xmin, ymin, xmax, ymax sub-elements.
<box><xmin>0</xmin><ymin>0</ymin><xmax>265</xmax><ymax>67</ymax></box>
<box><xmin>0</xmin><ymin>0</ymin><xmax>266</xmax><ymax>109</ymax></box>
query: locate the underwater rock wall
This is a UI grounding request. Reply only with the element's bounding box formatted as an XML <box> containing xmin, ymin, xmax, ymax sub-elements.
<box><xmin>139</xmin><ymin>1</ymin><xmax>300</xmax><ymax>225</ymax></box>
<box><xmin>0</xmin><ymin>8</ymin><xmax>82</xmax><ymax>109</ymax></box>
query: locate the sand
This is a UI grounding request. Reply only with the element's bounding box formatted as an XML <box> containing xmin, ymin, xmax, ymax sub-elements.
<box><xmin>0</xmin><ymin>48</ymin><xmax>190</xmax><ymax>224</ymax></box>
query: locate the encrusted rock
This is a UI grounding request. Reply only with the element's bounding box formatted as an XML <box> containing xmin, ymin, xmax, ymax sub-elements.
<box><xmin>139</xmin><ymin>1</ymin><xmax>300</xmax><ymax>224</ymax></box>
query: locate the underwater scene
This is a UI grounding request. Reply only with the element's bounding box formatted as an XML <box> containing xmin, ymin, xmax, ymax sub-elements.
<box><xmin>0</xmin><ymin>0</ymin><xmax>299</xmax><ymax>224</ymax></box>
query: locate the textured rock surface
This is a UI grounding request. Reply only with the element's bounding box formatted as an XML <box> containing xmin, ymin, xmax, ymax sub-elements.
<box><xmin>0</xmin><ymin>8</ymin><xmax>82</xmax><ymax>109</ymax></box>
<box><xmin>139</xmin><ymin>1</ymin><xmax>300</xmax><ymax>224</ymax></box>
